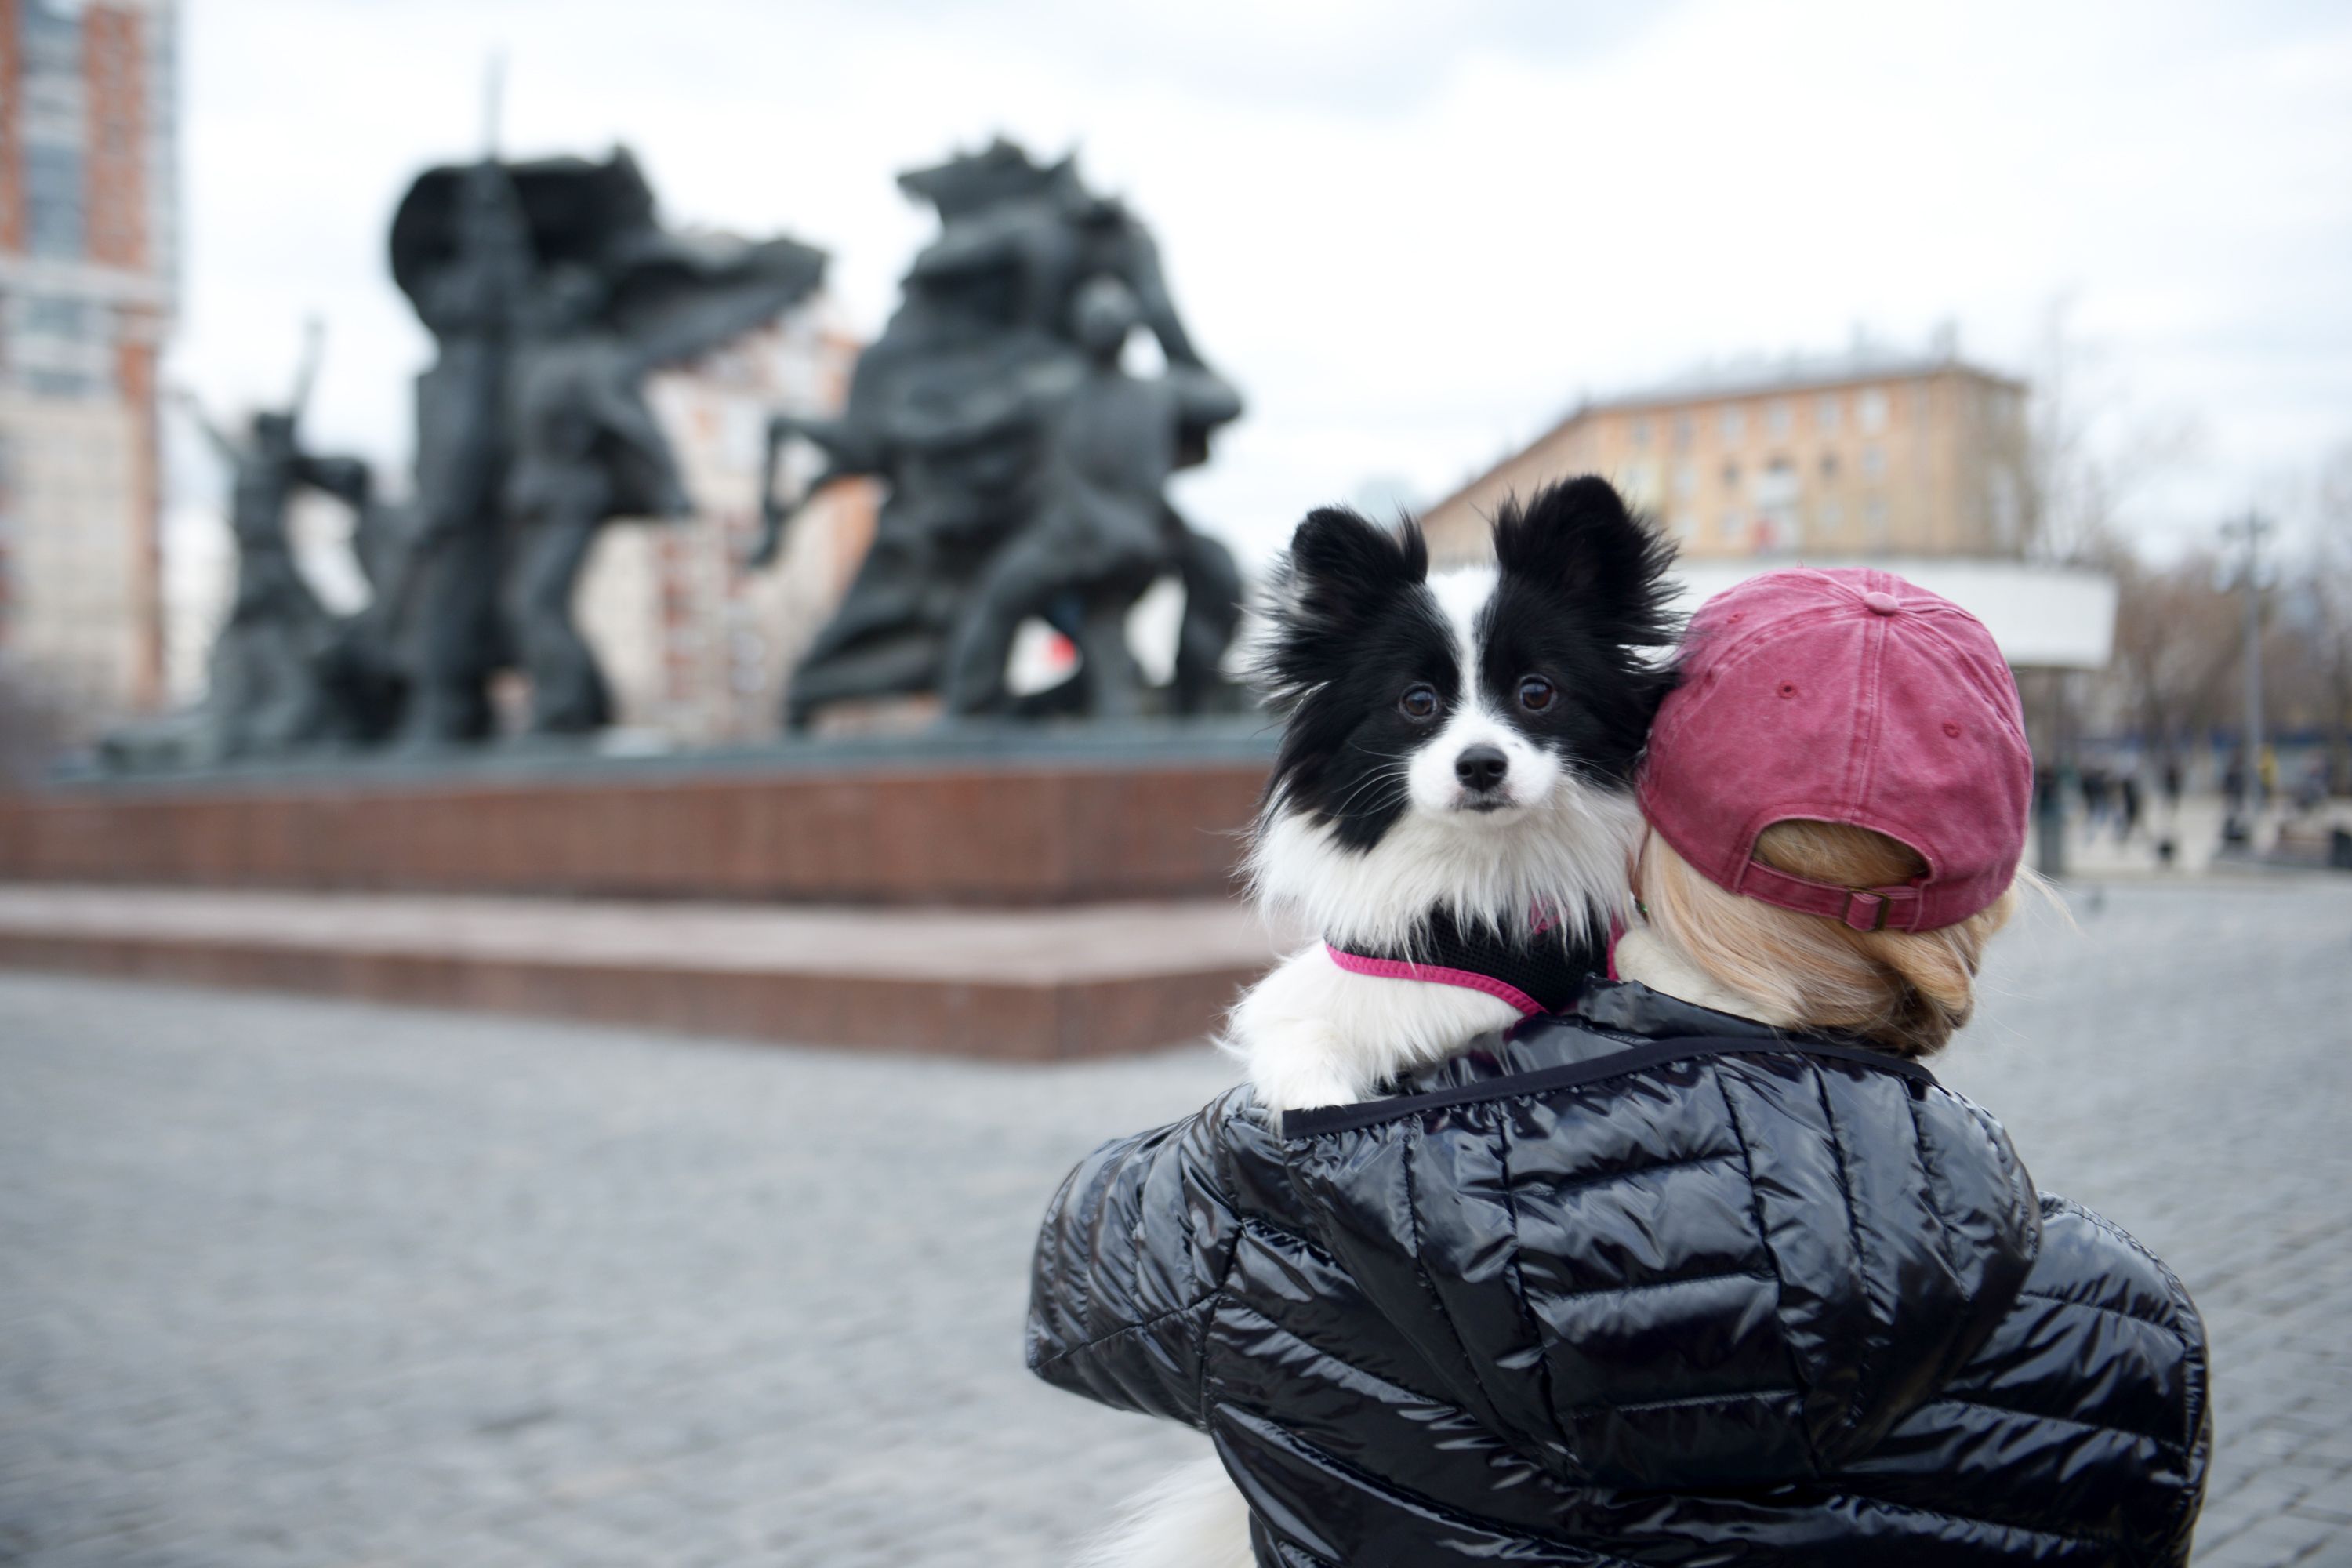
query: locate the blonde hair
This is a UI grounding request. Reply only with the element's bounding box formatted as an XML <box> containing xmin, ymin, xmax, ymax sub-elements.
<box><xmin>1639</xmin><ymin>821</ymin><xmax>2023</xmax><ymax>1058</ymax></box>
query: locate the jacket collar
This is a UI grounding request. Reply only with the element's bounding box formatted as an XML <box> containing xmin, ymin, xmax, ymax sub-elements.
<box><xmin>1569</xmin><ymin>972</ymin><xmax>1795</xmax><ymax>1043</ymax></box>
<box><xmin>1383</xmin><ymin>975</ymin><xmax>1786</xmax><ymax>1098</ymax></box>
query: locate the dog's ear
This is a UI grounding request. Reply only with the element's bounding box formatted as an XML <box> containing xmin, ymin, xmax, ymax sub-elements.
<box><xmin>1272</xmin><ymin>505</ymin><xmax>1428</xmax><ymax>627</ymax></box>
<box><xmin>1491</xmin><ymin>477</ymin><xmax>1680</xmax><ymax>648</ymax></box>
<box><xmin>1248</xmin><ymin>506</ymin><xmax>1428</xmax><ymax>708</ymax></box>
<box><xmin>1288</xmin><ymin>505</ymin><xmax>1426</xmax><ymax>590</ymax></box>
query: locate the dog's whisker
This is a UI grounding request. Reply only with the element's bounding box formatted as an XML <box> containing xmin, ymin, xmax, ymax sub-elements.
<box><xmin>1326</xmin><ymin>762</ymin><xmax>1411</xmax><ymax>818</ymax></box>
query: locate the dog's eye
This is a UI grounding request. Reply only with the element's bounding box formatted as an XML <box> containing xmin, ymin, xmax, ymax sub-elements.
<box><xmin>1399</xmin><ymin>685</ymin><xmax>1439</xmax><ymax>720</ymax></box>
<box><xmin>1517</xmin><ymin>675</ymin><xmax>1557</xmax><ymax>713</ymax></box>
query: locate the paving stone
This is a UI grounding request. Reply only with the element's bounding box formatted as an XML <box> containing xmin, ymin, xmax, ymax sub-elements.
<box><xmin>2190</xmin><ymin>1509</ymin><xmax>2347</xmax><ymax>1568</ymax></box>
<box><xmin>2</xmin><ymin>877</ymin><xmax>2348</xmax><ymax>1565</ymax></box>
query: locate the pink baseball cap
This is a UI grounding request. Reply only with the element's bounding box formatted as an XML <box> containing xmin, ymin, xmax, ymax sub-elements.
<box><xmin>1637</xmin><ymin>568</ymin><xmax>2032</xmax><ymax>934</ymax></box>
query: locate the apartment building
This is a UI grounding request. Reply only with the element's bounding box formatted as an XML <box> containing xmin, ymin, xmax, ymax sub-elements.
<box><xmin>1419</xmin><ymin>339</ymin><xmax>2031</xmax><ymax>567</ymax></box>
<box><xmin>0</xmin><ymin>0</ymin><xmax>176</xmax><ymax>727</ymax></box>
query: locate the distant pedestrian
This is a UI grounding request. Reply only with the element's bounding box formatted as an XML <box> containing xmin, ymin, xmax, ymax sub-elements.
<box><xmin>2080</xmin><ymin>765</ymin><xmax>2111</xmax><ymax>826</ymax></box>
<box><xmin>2121</xmin><ymin>772</ymin><xmax>2143</xmax><ymax>840</ymax></box>
<box><xmin>2162</xmin><ymin>757</ymin><xmax>2184</xmax><ymax>807</ymax></box>
<box><xmin>2296</xmin><ymin>761</ymin><xmax>2326</xmax><ymax>815</ymax></box>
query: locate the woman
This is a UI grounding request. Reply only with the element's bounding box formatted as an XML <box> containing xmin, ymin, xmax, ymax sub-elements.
<box><xmin>1027</xmin><ymin>568</ymin><xmax>2209</xmax><ymax>1565</ymax></box>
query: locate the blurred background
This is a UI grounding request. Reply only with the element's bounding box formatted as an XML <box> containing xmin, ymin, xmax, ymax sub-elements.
<box><xmin>1</xmin><ymin>2</ymin><xmax>2348</xmax><ymax>1566</ymax></box>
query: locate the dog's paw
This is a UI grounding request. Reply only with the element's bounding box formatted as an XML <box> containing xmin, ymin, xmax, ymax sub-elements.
<box><xmin>1240</xmin><ymin>1021</ymin><xmax>1362</xmax><ymax>1116</ymax></box>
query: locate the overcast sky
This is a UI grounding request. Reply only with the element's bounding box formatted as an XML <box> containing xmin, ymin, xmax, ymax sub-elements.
<box><xmin>171</xmin><ymin>0</ymin><xmax>2352</xmax><ymax>564</ymax></box>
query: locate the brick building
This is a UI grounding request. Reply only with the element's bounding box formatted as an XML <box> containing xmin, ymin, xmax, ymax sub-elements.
<box><xmin>0</xmin><ymin>0</ymin><xmax>176</xmax><ymax>728</ymax></box>
<box><xmin>1419</xmin><ymin>337</ymin><xmax>2031</xmax><ymax>567</ymax></box>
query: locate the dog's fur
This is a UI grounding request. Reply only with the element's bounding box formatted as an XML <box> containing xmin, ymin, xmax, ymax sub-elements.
<box><xmin>1077</xmin><ymin>478</ymin><xmax>1678</xmax><ymax>1566</ymax></box>
<box><xmin>1232</xmin><ymin>477</ymin><xmax>1680</xmax><ymax>1113</ymax></box>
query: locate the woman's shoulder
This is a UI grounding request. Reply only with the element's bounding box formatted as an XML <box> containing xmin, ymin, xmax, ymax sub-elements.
<box><xmin>1950</xmin><ymin>1192</ymin><xmax>2210</xmax><ymax>1450</ymax></box>
<box><xmin>2016</xmin><ymin>1194</ymin><xmax>2209</xmax><ymax>1352</ymax></box>
<box><xmin>1845</xmin><ymin>1192</ymin><xmax>2211</xmax><ymax>1560</ymax></box>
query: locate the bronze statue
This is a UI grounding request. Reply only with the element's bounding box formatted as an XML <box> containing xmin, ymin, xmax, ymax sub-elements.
<box><xmin>755</xmin><ymin>140</ymin><xmax>1245</xmax><ymax>729</ymax></box>
<box><xmin>180</xmin><ymin>339</ymin><xmax>392</xmax><ymax>756</ymax></box>
<box><xmin>387</xmin><ymin>154</ymin><xmax>536</xmax><ymax>744</ymax></box>
<box><xmin>936</xmin><ymin>274</ymin><xmax>1236</xmax><ymax>717</ymax></box>
<box><xmin>100</xmin><ymin>330</ymin><xmax>407</xmax><ymax>771</ymax></box>
<box><xmin>391</xmin><ymin>149</ymin><xmax>824</xmax><ymax>739</ymax></box>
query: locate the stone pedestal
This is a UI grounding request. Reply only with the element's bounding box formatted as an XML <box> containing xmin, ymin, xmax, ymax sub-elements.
<box><xmin>0</xmin><ymin>729</ymin><xmax>1280</xmax><ymax>1057</ymax></box>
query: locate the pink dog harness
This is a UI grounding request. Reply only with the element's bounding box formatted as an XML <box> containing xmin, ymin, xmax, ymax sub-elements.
<box><xmin>1324</xmin><ymin>908</ymin><xmax>1606</xmax><ymax>1018</ymax></box>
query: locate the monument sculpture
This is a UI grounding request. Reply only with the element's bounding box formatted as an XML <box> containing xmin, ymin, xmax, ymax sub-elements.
<box><xmin>753</xmin><ymin>140</ymin><xmax>1244</xmax><ymax>728</ymax></box>
<box><xmin>104</xmin><ymin>135</ymin><xmax>1243</xmax><ymax>770</ymax></box>
<box><xmin>385</xmin><ymin>154</ymin><xmax>535</xmax><ymax>746</ymax></box>
<box><xmin>391</xmin><ymin>149</ymin><xmax>826</xmax><ymax>739</ymax></box>
<box><xmin>101</xmin><ymin>334</ymin><xmax>404</xmax><ymax>768</ymax></box>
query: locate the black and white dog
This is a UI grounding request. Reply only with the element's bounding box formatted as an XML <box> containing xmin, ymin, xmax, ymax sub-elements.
<box><xmin>1231</xmin><ymin>475</ymin><xmax>1681</xmax><ymax>1115</ymax></box>
<box><xmin>1080</xmin><ymin>478</ymin><xmax>1679</xmax><ymax>1568</ymax></box>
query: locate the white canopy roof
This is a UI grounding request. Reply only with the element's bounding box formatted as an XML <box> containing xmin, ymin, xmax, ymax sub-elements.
<box><xmin>1668</xmin><ymin>557</ymin><xmax>2118</xmax><ymax>670</ymax></box>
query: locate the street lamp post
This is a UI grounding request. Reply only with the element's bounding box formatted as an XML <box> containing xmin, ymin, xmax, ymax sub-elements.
<box><xmin>2220</xmin><ymin>512</ymin><xmax>2271</xmax><ymax>838</ymax></box>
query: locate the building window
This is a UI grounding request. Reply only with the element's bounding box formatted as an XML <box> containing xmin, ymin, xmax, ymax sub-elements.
<box><xmin>20</xmin><ymin>0</ymin><xmax>82</xmax><ymax>70</ymax></box>
<box><xmin>1722</xmin><ymin>460</ymin><xmax>1740</xmax><ymax>488</ymax></box>
<box><xmin>1861</xmin><ymin>445</ymin><xmax>1886</xmax><ymax>480</ymax></box>
<box><xmin>1719</xmin><ymin>512</ymin><xmax>1741</xmax><ymax>543</ymax></box>
<box><xmin>1671</xmin><ymin>513</ymin><xmax>1698</xmax><ymax>543</ymax></box>
<box><xmin>1720</xmin><ymin>405</ymin><xmax>1744</xmax><ymax>443</ymax></box>
<box><xmin>0</xmin><ymin>435</ymin><xmax>14</xmax><ymax>643</ymax></box>
<box><xmin>1621</xmin><ymin>461</ymin><xmax>1661</xmax><ymax>508</ymax></box>
<box><xmin>1672</xmin><ymin>413</ymin><xmax>1694</xmax><ymax>450</ymax></box>
<box><xmin>23</xmin><ymin>368</ymin><xmax>103</xmax><ymax>399</ymax></box>
<box><xmin>1820</xmin><ymin>499</ymin><xmax>1843</xmax><ymax>533</ymax></box>
<box><xmin>18</xmin><ymin>295</ymin><xmax>93</xmax><ymax>338</ymax></box>
<box><xmin>1767</xmin><ymin>399</ymin><xmax>1792</xmax><ymax>437</ymax></box>
<box><xmin>1631</xmin><ymin>417</ymin><xmax>1652</xmax><ymax>448</ymax></box>
<box><xmin>26</xmin><ymin>145</ymin><xmax>85</xmax><ymax>261</ymax></box>
<box><xmin>1672</xmin><ymin>462</ymin><xmax>1697</xmax><ymax>497</ymax></box>
<box><xmin>1858</xmin><ymin>387</ymin><xmax>1889</xmax><ymax>434</ymax></box>
<box><xmin>1864</xmin><ymin>496</ymin><xmax>1889</xmax><ymax>543</ymax></box>
<box><xmin>1817</xmin><ymin>393</ymin><xmax>1841</xmax><ymax>433</ymax></box>
<box><xmin>1820</xmin><ymin>452</ymin><xmax>1840</xmax><ymax>481</ymax></box>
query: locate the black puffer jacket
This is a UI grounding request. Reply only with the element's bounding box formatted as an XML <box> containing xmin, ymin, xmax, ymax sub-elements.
<box><xmin>1028</xmin><ymin>982</ymin><xmax>2209</xmax><ymax>1565</ymax></box>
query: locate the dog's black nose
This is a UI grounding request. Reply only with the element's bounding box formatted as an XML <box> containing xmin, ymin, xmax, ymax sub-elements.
<box><xmin>1455</xmin><ymin>745</ymin><xmax>1509</xmax><ymax>790</ymax></box>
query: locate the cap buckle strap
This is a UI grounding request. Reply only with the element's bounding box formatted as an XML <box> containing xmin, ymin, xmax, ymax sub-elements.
<box><xmin>1841</xmin><ymin>889</ymin><xmax>1892</xmax><ymax>933</ymax></box>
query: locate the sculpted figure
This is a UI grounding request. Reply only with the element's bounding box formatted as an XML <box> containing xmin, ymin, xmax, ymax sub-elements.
<box><xmin>184</xmin><ymin>392</ymin><xmax>379</xmax><ymax>756</ymax></box>
<box><xmin>394</xmin><ymin>150</ymin><xmax>824</xmax><ymax>738</ymax></box>
<box><xmin>387</xmin><ymin>154</ymin><xmax>535</xmax><ymax>744</ymax></box>
<box><xmin>938</xmin><ymin>275</ymin><xmax>1236</xmax><ymax>717</ymax></box>
<box><xmin>503</xmin><ymin>227</ymin><xmax>822</xmax><ymax>732</ymax></box>
<box><xmin>754</xmin><ymin>140</ymin><xmax>1244</xmax><ymax>729</ymax></box>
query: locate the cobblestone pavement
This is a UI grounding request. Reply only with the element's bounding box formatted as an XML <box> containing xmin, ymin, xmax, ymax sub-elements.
<box><xmin>3</xmin><ymin>878</ymin><xmax>2349</xmax><ymax>1566</ymax></box>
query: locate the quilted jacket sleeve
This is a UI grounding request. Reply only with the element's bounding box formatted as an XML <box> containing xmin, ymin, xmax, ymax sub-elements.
<box><xmin>1025</xmin><ymin>1087</ymin><xmax>1254</xmax><ymax>1428</ymax></box>
<box><xmin>1836</xmin><ymin>1192</ymin><xmax>2212</xmax><ymax>1566</ymax></box>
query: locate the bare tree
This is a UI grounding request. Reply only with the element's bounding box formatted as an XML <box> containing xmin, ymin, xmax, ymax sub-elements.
<box><xmin>2106</xmin><ymin>550</ymin><xmax>2245</xmax><ymax>769</ymax></box>
<box><xmin>2020</xmin><ymin>295</ymin><xmax>2201</xmax><ymax>566</ymax></box>
<box><xmin>2299</xmin><ymin>441</ymin><xmax>2352</xmax><ymax>793</ymax></box>
<box><xmin>2016</xmin><ymin>295</ymin><xmax>2215</xmax><ymax>815</ymax></box>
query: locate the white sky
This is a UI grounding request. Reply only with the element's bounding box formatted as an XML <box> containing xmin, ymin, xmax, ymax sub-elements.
<box><xmin>170</xmin><ymin>0</ymin><xmax>2352</xmax><ymax>565</ymax></box>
